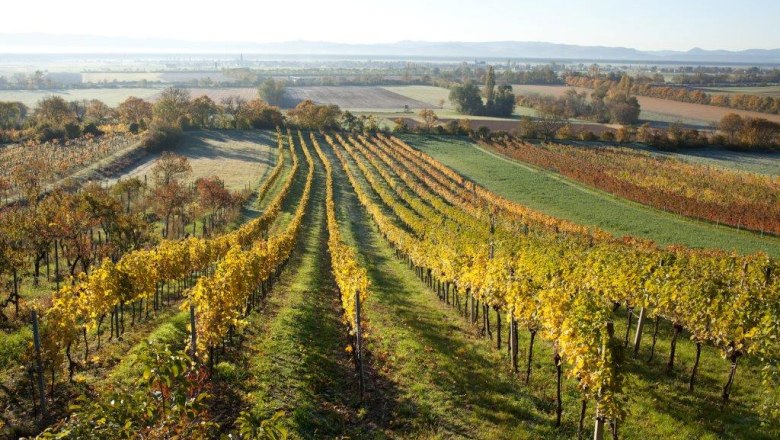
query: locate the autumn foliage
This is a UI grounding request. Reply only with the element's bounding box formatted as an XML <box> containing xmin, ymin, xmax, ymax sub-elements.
<box><xmin>483</xmin><ymin>139</ymin><xmax>780</xmax><ymax>235</ymax></box>
<box><xmin>566</xmin><ymin>73</ymin><xmax>780</xmax><ymax>115</ymax></box>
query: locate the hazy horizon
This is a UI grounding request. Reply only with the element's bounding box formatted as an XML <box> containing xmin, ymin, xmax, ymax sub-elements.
<box><xmin>3</xmin><ymin>0</ymin><xmax>780</xmax><ymax>52</ymax></box>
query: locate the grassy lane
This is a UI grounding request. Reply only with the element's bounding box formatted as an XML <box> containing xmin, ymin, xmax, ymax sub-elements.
<box><xmin>326</xmin><ymin>135</ymin><xmax>571</xmax><ymax>439</ymax></box>
<box><xmin>232</xmin><ymin>134</ymin><xmax>365</xmax><ymax>438</ymax></box>
<box><xmin>401</xmin><ymin>135</ymin><xmax>780</xmax><ymax>256</ymax></box>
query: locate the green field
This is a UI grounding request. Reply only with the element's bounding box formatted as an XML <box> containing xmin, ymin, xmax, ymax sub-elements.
<box><xmin>385</xmin><ymin>84</ymin><xmax>539</xmax><ymax>118</ymax></box>
<box><xmin>401</xmin><ymin>134</ymin><xmax>780</xmax><ymax>256</ymax></box>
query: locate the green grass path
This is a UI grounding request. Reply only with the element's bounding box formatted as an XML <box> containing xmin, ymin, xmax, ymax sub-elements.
<box><xmin>236</xmin><ymin>137</ymin><xmax>365</xmax><ymax>438</ymax></box>
<box><xmin>401</xmin><ymin>135</ymin><xmax>780</xmax><ymax>256</ymax></box>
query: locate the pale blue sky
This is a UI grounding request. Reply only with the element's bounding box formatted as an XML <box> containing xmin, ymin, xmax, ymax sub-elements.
<box><xmin>4</xmin><ymin>0</ymin><xmax>778</xmax><ymax>50</ymax></box>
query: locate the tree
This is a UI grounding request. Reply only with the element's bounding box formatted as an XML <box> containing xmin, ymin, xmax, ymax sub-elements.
<box><xmin>361</xmin><ymin>114</ymin><xmax>379</xmax><ymax>132</ymax></box>
<box><xmin>237</xmin><ymin>99</ymin><xmax>284</xmax><ymax>129</ymax></box>
<box><xmin>449</xmin><ymin>80</ymin><xmax>484</xmax><ymax>115</ymax></box>
<box><xmin>393</xmin><ymin>118</ymin><xmax>409</xmax><ymax>133</ymax></box>
<box><xmin>287</xmin><ymin>100</ymin><xmax>342</xmax><ymax>130</ymax></box>
<box><xmin>221</xmin><ymin>96</ymin><xmax>246</xmax><ymax>128</ymax></box>
<box><xmin>616</xmin><ymin>126</ymin><xmax>634</xmax><ymax>143</ymax></box>
<box><xmin>151</xmin><ymin>152</ymin><xmax>192</xmax><ymax>187</ymax></box>
<box><xmin>719</xmin><ymin>113</ymin><xmax>743</xmax><ymax>145</ymax></box>
<box><xmin>488</xmin><ymin>85</ymin><xmax>515</xmax><ymax>117</ymax></box>
<box><xmin>537</xmin><ymin>111</ymin><xmax>566</xmax><ymax>141</ymax></box>
<box><xmin>419</xmin><ymin>109</ymin><xmax>438</xmax><ymax>131</ymax></box>
<box><xmin>69</xmin><ymin>100</ymin><xmax>88</xmax><ymax>122</ymax></box>
<box><xmin>605</xmin><ymin>94</ymin><xmax>641</xmax><ymax>125</ymax></box>
<box><xmin>518</xmin><ymin>116</ymin><xmax>537</xmax><ymax>138</ymax></box>
<box><xmin>458</xmin><ymin>118</ymin><xmax>472</xmax><ymax>135</ymax></box>
<box><xmin>153</xmin><ymin>87</ymin><xmax>191</xmax><ymax>128</ymax></box>
<box><xmin>341</xmin><ymin>111</ymin><xmax>363</xmax><ymax>132</ymax></box>
<box><xmin>561</xmin><ymin>89</ymin><xmax>588</xmax><ymax>118</ymax></box>
<box><xmin>85</xmin><ymin>99</ymin><xmax>113</xmax><ymax>123</ymax></box>
<box><xmin>636</xmin><ymin>123</ymin><xmax>656</xmax><ymax>144</ymax></box>
<box><xmin>33</xmin><ymin>96</ymin><xmax>77</xmax><ymax>128</ymax></box>
<box><xmin>112</xmin><ymin>177</ymin><xmax>145</xmax><ymax>213</ymax></box>
<box><xmin>257</xmin><ymin>78</ymin><xmax>286</xmax><ymax>107</ymax></box>
<box><xmin>154</xmin><ymin>181</ymin><xmax>191</xmax><ymax>238</ymax></box>
<box><xmin>195</xmin><ymin>176</ymin><xmax>232</xmax><ymax>216</ymax></box>
<box><xmin>0</xmin><ymin>101</ymin><xmax>28</xmax><ymax>129</ymax></box>
<box><xmin>11</xmin><ymin>157</ymin><xmax>51</xmax><ymax>203</ymax></box>
<box><xmin>738</xmin><ymin>117</ymin><xmax>780</xmax><ymax>150</ymax></box>
<box><xmin>484</xmin><ymin>66</ymin><xmax>496</xmax><ymax>107</ymax></box>
<box><xmin>189</xmin><ymin>95</ymin><xmax>220</xmax><ymax>128</ymax></box>
<box><xmin>117</xmin><ymin>97</ymin><xmax>153</xmax><ymax>125</ymax></box>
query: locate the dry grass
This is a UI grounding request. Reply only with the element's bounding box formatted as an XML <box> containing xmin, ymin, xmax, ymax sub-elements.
<box><xmin>112</xmin><ymin>130</ymin><xmax>277</xmax><ymax>190</ymax></box>
<box><xmin>383</xmin><ymin>85</ymin><xmax>453</xmax><ymax>108</ymax></box>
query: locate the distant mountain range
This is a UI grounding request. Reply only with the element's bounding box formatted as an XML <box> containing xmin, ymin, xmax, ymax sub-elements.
<box><xmin>2</xmin><ymin>33</ymin><xmax>780</xmax><ymax>64</ymax></box>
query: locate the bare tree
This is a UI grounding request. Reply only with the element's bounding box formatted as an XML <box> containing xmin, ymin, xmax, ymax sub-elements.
<box><xmin>221</xmin><ymin>96</ymin><xmax>247</xmax><ymax>128</ymax></box>
<box><xmin>536</xmin><ymin>111</ymin><xmax>566</xmax><ymax>141</ymax></box>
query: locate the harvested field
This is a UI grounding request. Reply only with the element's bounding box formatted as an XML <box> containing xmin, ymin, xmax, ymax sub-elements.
<box><xmin>513</xmin><ymin>84</ymin><xmax>780</xmax><ymax>125</ymax></box>
<box><xmin>284</xmin><ymin>86</ymin><xmax>433</xmax><ymax>109</ymax></box>
<box><xmin>0</xmin><ymin>87</ymin><xmax>161</xmax><ymax>106</ymax></box>
<box><xmin>164</xmin><ymin>86</ymin><xmax>435</xmax><ymax>110</ymax></box>
<box><xmin>176</xmin><ymin>87</ymin><xmax>258</xmax><ymax>102</ymax></box>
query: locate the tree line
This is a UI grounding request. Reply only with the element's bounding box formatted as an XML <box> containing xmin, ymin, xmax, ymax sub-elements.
<box><xmin>513</xmin><ymin>113</ymin><xmax>779</xmax><ymax>152</ymax></box>
<box><xmin>566</xmin><ymin>73</ymin><xmax>780</xmax><ymax>115</ymax></box>
<box><xmin>517</xmin><ymin>76</ymin><xmax>641</xmax><ymax>125</ymax></box>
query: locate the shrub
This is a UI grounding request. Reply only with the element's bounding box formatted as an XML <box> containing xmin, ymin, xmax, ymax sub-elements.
<box><xmin>82</xmin><ymin>122</ymin><xmax>104</xmax><ymax>136</ymax></box>
<box><xmin>37</xmin><ymin>125</ymin><xmax>65</xmax><ymax>142</ymax></box>
<box><xmin>600</xmin><ymin>131</ymin><xmax>616</xmax><ymax>142</ymax></box>
<box><xmin>142</xmin><ymin>124</ymin><xmax>182</xmax><ymax>152</ymax></box>
<box><xmin>64</xmin><ymin>122</ymin><xmax>82</xmax><ymax>139</ymax></box>
<box><xmin>474</xmin><ymin>126</ymin><xmax>491</xmax><ymax>139</ymax></box>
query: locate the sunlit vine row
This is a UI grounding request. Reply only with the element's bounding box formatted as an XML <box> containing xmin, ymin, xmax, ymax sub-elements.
<box><xmin>328</xmin><ymin>132</ymin><xmax>624</xmax><ymax>423</ymax></box>
<box><xmin>188</xmin><ymin>129</ymin><xmax>315</xmax><ymax>359</ymax></box>
<box><xmin>309</xmin><ymin>132</ymin><xmax>370</xmax><ymax>340</ymax></box>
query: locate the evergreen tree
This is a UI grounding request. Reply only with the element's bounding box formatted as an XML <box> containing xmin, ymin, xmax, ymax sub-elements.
<box><xmin>485</xmin><ymin>66</ymin><xmax>496</xmax><ymax>106</ymax></box>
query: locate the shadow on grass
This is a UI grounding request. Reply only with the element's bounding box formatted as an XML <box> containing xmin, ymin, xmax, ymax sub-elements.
<box><xmin>177</xmin><ymin>130</ymin><xmax>277</xmax><ymax>165</ymax></box>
